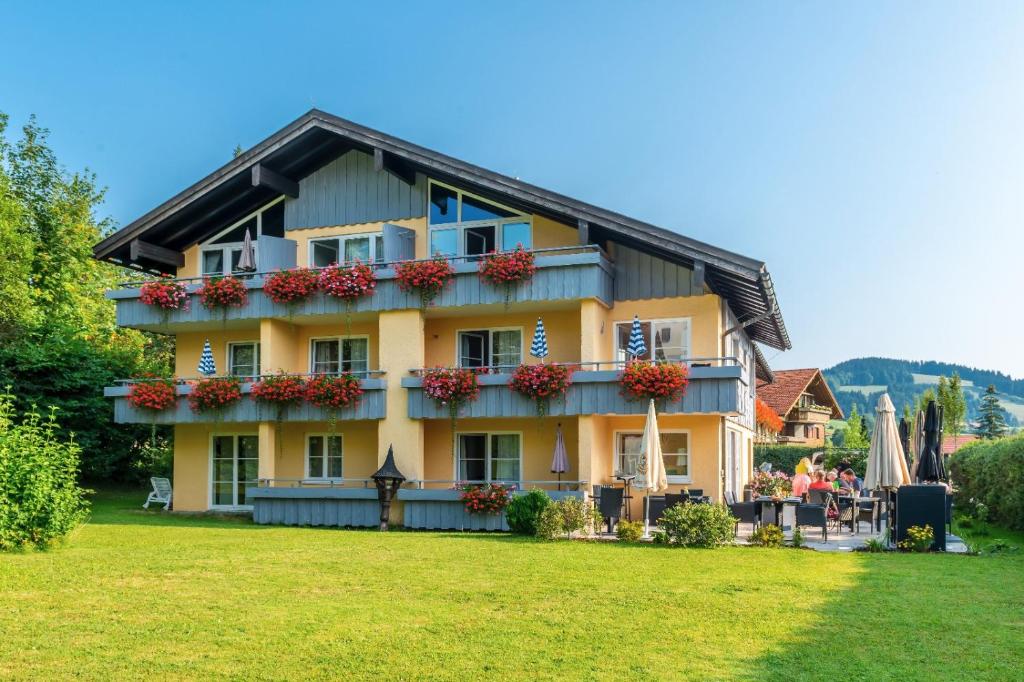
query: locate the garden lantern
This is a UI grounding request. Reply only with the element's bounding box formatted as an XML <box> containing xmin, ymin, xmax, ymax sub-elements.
<box><xmin>372</xmin><ymin>445</ymin><xmax>406</xmax><ymax>531</ymax></box>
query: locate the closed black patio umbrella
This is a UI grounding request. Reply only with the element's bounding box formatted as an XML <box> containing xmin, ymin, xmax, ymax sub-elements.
<box><xmin>898</xmin><ymin>417</ymin><xmax>911</xmax><ymax>468</ymax></box>
<box><xmin>916</xmin><ymin>400</ymin><xmax>946</xmax><ymax>482</ymax></box>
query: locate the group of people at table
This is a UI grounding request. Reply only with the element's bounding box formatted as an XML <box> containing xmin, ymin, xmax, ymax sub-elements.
<box><xmin>791</xmin><ymin>461</ymin><xmax>863</xmax><ymax>498</ymax></box>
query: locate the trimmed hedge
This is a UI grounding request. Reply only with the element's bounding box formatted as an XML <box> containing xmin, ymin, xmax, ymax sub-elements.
<box><xmin>753</xmin><ymin>446</ymin><xmax>818</xmax><ymax>474</ymax></box>
<box><xmin>949</xmin><ymin>434</ymin><xmax>1024</xmax><ymax>530</ymax></box>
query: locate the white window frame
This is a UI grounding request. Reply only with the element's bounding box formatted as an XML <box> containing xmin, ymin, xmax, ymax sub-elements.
<box><xmin>454</xmin><ymin>326</ymin><xmax>524</xmax><ymax>370</ymax></box>
<box><xmin>307</xmin><ymin>232</ymin><xmax>385</xmax><ymax>267</ymax></box>
<box><xmin>199</xmin><ymin>197</ymin><xmax>285</xmax><ymax>277</ymax></box>
<box><xmin>226</xmin><ymin>341</ymin><xmax>261</xmax><ymax>379</ymax></box>
<box><xmin>453</xmin><ymin>431</ymin><xmax>523</xmax><ymax>484</ymax></box>
<box><xmin>208</xmin><ymin>432</ymin><xmax>259</xmax><ymax>511</ymax></box>
<box><xmin>427</xmin><ymin>179</ymin><xmax>533</xmax><ymax>257</ymax></box>
<box><xmin>304</xmin><ymin>433</ymin><xmax>344</xmax><ymax>481</ymax></box>
<box><xmin>614</xmin><ymin>317</ymin><xmax>693</xmax><ymax>364</ymax></box>
<box><xmin>613</xmin><ymin>429</ymin><xmax>692</xmax><ymax>484</ymax></box>
<box><xmin>309</xmin><ymin>335</ymin><xmax>371</xmax><ymax>376</ymax></box>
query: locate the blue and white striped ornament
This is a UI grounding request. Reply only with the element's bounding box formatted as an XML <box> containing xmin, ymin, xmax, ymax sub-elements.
<box><xmin>198</xmin><ymin>339</ymin><xmax>217</xmax><ymax>376</ymax></box>
<box><xmin>627</xmin><ymin>315</ymin><xmax>647</xmax><ymax>358</ymax></box>
<box><xmin>530</xmin><ymin>317</ymin><xmax>549</xmax><ymax>360</ymax></box>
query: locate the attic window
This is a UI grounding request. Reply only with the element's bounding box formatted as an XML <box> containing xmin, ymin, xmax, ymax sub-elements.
<box><xmin>427</xmin><ymin>180</ymin><xmax>531</xmax><ymax>257</ymax></box>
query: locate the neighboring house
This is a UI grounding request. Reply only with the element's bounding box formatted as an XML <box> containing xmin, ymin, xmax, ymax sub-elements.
<box><xmin>942</xmin><ymin>433</ymin><xmax>977</xmax><ymax>456</ymax></box>
<box><xmin>756</xmin><ymin>369</ymin><xmax>842</xmax><ymax>447</ymax></box>
<box><xmin>93</xmin><ymin>110</ymin><xmax>789</xmax><ymax>523</ymax></box>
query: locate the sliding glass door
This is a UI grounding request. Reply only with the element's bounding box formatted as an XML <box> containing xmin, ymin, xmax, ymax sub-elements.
<box><xmin>211</xmin><ymin>434</ymin><xmax>259</xmax><ymax>509</ymax></box>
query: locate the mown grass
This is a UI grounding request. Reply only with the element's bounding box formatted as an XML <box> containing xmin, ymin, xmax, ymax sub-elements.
<box><xmin>1</xmin><ymin>489</ymin><xmax>1022</xmax><ymax>681</ymax></box>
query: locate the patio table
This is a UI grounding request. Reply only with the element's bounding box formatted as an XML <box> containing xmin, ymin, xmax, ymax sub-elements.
<box><xmin>838</xmin><ymin>495</ymin><xmax>880</xmax><ymax>534</ymax></box>
<box><xmin>755</xmin><ymin>496</ymin><xmax>802</xmax><ymax>530</ymax></box>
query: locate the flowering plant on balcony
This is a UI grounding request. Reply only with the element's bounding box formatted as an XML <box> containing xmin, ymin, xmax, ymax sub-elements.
<box><xmin>263</xmin><ymin>267</ymin><xmax>319</xmax><ymax>306</ymax></box>
<box><xmin>251</xmin><ymin>373</ymin><xmax>307</xmax><ymax>415</ymax></box>
<box><xmin>318</xmin><ymin>261</ymin><xmax>376</xmax><ymax>302</ymax></box>
<box><xmin>305</xmin><ymin>373</ymin><xmax>364</xmax><ymax>431</ymax></box>
<box><xmin>187</xmin><ymin>376</ymin><xmax>242</xmax><ymax>414</ymax></box>
<box><xmin>196</xmin><ymin>276</ymin><xmax>248</xmax><ymax>312</ymax></box>
<box><xmin>395</xmin><ymin>255</ymin><xmax>455</xmax><ymax>308</ymax></box>
<box><xmin>750</xmin><ymin>470</ymin><xmax>792</xmax><ymax>499</ymax></box>
<box><xmin>619</xmin><ymin>360</ymin><xmax>689</xmax><ymax>403</ymax></box>
<box><xmin>477</xmin><ymin>245</ymin><xmax>536</xmax><ymax>308</ymax></box>
<box><xmin>509</xmin><ymin>362</ymin><xmax>574</xmax><ymax>418</ymax></box>
<box><xmin>139</xmin><ymin>278</ymin><xmax>190</xmax><ymax>312</ymax></box>
<box><xmin>458</xmin><ymin>482</ymin><xmax>515</xmax><ymax>515</ymax></box>
<box><xmin>756</xmin><ymin>398</ymin><xmax>784</xmax><ymax>436</ymax></box>
<box><xmin>421</xmin><ymin>367</ymin><xmax>480</xmax><ymax>420</ymax></box>
<box><xmin>127</xmin><ymin>375</ymin><xmax>178</xmax><ymax>411</ymax></box>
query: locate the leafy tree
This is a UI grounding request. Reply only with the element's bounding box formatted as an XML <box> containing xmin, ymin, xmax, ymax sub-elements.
<box><xmin>940</xmin><ymin>373</ymin><xmax>967</xmax><ymax>450</ymax></box>
<box><xmin>841</xmin><ymin>405</ymin><xmax>869</xmax><ymax>450</ymax></box>
<box><xmin>916</xmin><ymin>388</ymin><xmax>936</xmax><ymax>416</ymax></box>
<box><xmin>977</xmin><ymin>385</ymin><xmax>1008</xmax><ymax>440</ymax></box>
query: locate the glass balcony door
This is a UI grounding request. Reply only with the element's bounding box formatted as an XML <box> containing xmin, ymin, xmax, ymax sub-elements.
<box><xmin>211</xmin><ymin>434</ymin><xmax>259</xmax><ymax>509</ymax></box>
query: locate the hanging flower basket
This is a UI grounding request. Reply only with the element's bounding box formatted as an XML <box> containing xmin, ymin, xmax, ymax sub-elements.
<box><xmin>318</xmin><ymin>261</ymin><xmax>377</xmax><ymax>303</ymax></box>
<box><xmin>263</xmin><ymin>267</ymin><xmax>319</xmax><ymax>306</ymax></box>
<box><xmin>196</xmin><ymin>276</ymin><xmax>248</xmax><ymax>312</ymax></box>
<box><xmin>140</xmin><ymin>279</ymin><xmax>190</xmax><ymax>312</ymax></box>
<box><xmin>458</xmin><ymin>483</ymin><xmax>515</xmax><ymax>514</ymax></box>
<box><xmin>422</xmin><ymin>367</ymin><xmax>480</xmax><ymax>419</ymax></box>
<box><xmin>395</xmin><ymin>255</ymin><xmax>455</xmax><ymax>308</ymax></box>
<box><xmin>619</xmin><ymin>360</ymin><xmax>689</xmax><ymax>403</ymax></box>
<box><xmin>477</xmin><ymin>246</ymin><xmax>536</xmax><ymax>308</ymax></box>
<box><xmin>306</xmin><ymin>373</ymin><xmax>364</xmax><ymax>432</ymax></box>
<box><xmin>187</xmin><ymin>376</ymin><xmax>243</xmax><ymax>414</ymax></box>
<box><xmin>127</xmin><ymin>375</ymin><xmax>178</xmax><ymax>411</ymax></box>
<box><xmin>250</xmin><ymin>373</ymin><xmax>307</xmax><ymax>414</ymax></box>
<box><xmin>509</xmin><ymin>363</ymin><xmax>573</xmax><ymax>418</ymax></box>
<box><xmin>756</xmin><ymin>398</ymin><xmax>784</xmax><ymax>435</ymax></box>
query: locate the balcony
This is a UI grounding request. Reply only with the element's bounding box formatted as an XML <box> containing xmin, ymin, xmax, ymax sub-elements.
<box><xmin>107</xmin><ymin>246</ymin><xmax>613</xmax><ymax>332</ymax></box>
<box><xmin>792</xmin><ymin>405</ymin><xmax>833</xmax><ymax>423</ymax></box>
<box><xmin>402</xmin><ymin>360</ymin><xmax>746</xmax><ymax>419</ymax></box>
<box><xmin>104</xmin><ymin>374</ymin><xmax>387</xmax><ymax>424</ymax></box>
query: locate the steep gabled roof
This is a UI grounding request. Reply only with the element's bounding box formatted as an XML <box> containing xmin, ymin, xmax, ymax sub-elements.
<box><xmin>757</xmin><ymin>368</ymin><xmax>843</xmax><ymax>419</ymax></box>
<box><xmin>93</xmin><ymin>109</ymin><xmax>791</xmax><ymax>350</ymax></box>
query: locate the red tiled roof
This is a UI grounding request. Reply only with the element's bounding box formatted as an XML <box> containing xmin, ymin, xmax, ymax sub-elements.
<box><xmin>942</xmin><ymin>434</ymin><xmax>978</xmax><ymax>455</ymax></box>
<box><xmin>756</xmin><ymin>368</ymin><xmax>843</xmax><ymax>419</ymax></box>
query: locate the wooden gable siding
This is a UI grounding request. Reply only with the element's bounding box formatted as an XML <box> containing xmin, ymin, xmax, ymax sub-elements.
<box><xmin>613</xmin><ymin>244</ymin><xmax>695</xmax><ymax>301</ymax></box>
<box><xmin>284</xmin><ymin>150</ymin><xmax>427</xmax><ymax>229</ymax></box>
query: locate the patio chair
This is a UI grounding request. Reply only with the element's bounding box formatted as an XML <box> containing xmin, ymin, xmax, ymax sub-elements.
<box><xmin>144</xmin><ymin>477</ymin><xmax>172</xmax><ymax>510</ymax></box>
<box><xmin>855</xmin><ymin>497</ymin><xmax>878</xmax><ymax>533</ymax></box>
<box><xmin>796</xmin><ymin>502</ymin><xmax>828</xmax><ymax>540</ymax></box>
<box><xmin>687</xmin><ymin>488</ymin><xmax>704</xmax><ymax>500</ymax></box>
<box><xmin>945</xmin><ymin>495</ymin><xmax>953</xmax><ymax>535</ymax></box>
<box><xmin>664</xmin><ymin>493</ymin><xmax>688</xmax><ymax>508</ymax></box>
<box><xmin>646</xmin><ymin>496</ymin><xmax>668</xmax><ymax>524</ymax></box>
<box><xmin>834</xmin><ymin>494</ymin><xmax>854</xmax><ymax>533</ymax></box>
<box><xmin>598</xmin><ymin>486</ymin><xmax>624</xmax><ymax>534</ymax></box>
<box><xmin>725</xmin><ymin>491</ymin><xmax>759</xmax><ymax>535</ymax></box>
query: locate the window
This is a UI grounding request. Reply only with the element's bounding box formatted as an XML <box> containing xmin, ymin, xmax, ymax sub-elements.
<box><xmin>306</xmin><ymin>435</ymin><xmax>343</xmax><ymax>480</ymax></box>
<box><xmin>199</xmin><ymin>198</ymin><xmax>285</xmax><ymax>276</ymax></box>
<box><xmin>615</xmin><ymin>431</ymin><xmax>691</xmax><ymax>483</ymax></box>
<box><xmin>615</xmin><ymin>318</ymin><xmax>691</xmax><ymax>363</ymax></box>
<box><xmin>309</xmin><ymin>233</ymin><xmax>384</xmax><ymax>267</ymax></box>
<box><xmin>310</xmin><ymin>337</ymin><xmax>369</xmax><ymax>375</ymax></box>
<box><xmin>457</xmin><ymin>329</ymin><xmax>521</xmax><ymax>370</ymax></box>
<box><xmin>211</xmin><ymin>434</ymin><xmax>259</xmax><ymax>508</ymax></box>
<box><xmin>457</xmin><ymin>433</ymin><xmax>521</xmax><ymax>483</ymax></box>
<box><xmin>427</xmin><ymin>181</ymin><xmax>532</xmax><ymax>256</ymax></box>
<box><xmin>227</xmin><ymin>342</ymin><xmax>260</xmax><ymax>379</ymax></box>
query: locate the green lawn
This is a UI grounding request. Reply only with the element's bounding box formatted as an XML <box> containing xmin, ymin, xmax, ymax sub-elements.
<box><xmin>2</xmin><ymin>491</ymin><xmax>1022</xmax><ymax>681</ymax></box>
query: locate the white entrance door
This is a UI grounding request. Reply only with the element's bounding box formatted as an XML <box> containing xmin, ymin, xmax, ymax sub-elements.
<box><xmin>725</xmin><ymin>430</ymin><xmax>740</xmax><ymax>498</ymax></box>
<box><xmin>211</xmin><ymin>434</ymin><xmax>259</xmax><ymax>509</ymax></box>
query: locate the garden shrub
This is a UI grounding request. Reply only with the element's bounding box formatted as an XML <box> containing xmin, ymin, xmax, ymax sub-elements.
<box><xmin>534</xmin><ymin>497</ymin><xmax>597</xmax><ymax>540</ymax></box>
<box><xmin>505</xmin><ymin>489</ymin><xmax>551</xmax><ymax>535</ymax></box>
<box><xmin>535</xmin><ymin>504</ymin><xmax>563</xmax><ymax>541</ymax></box>
<box><xmin>950</xmin><ymin>434</ymin><xmax>1024</xmax><ymax>530</ymax></box>
<box><xmin>749</xmin><ymin>524</ymin><xmax>784</xmax><ymax>548</ymax></box>
<box><xmin>898</xmin><ymin>524</ymin><xmax>934</xmax><ymax>553</ymax></box>
<box><xmin>823</xmin><ymin>449</ymin><xmax>868</xmax><ymax>477</ymax></box>
<box><xmin>753</xmin><ymin>445</ymin><xmax>818</xmax><ymax>475</ymax></box>
<box><xmin>0</xmin><ymin>391</ymin><xmax>89</xmax><ymax>551</ymax></box>
<box><xmin>616</xmin><ymin>519</ymin><xmax>644</xmax><ymax>542</ymax></box>
<box><xmin>658</xmin><ymin>503</ymin><xmax>736</xmax><ymax>548</ymax></box>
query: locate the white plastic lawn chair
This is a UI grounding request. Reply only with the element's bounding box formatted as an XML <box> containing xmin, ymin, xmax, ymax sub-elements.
<box><xmin>144</xmin><ymin>477</ymin><xmax>172</xmax><ymax>510</ymax></box>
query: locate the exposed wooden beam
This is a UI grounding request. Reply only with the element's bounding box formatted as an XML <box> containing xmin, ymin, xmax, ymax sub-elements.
<box><xmin>690</xmin><ymin>260</ymin><xmax>706</xmax><ymax>293</ymax></box>
<box><xmin>251</xmin><ymin>164</ymin><xmax>299</xmax><ymax>198</ymax></box>
<box><xmin>577</xmin><ymin>219</ymin><xmax>590</xmax><ymax>245</ymax></box>
<box><xmin>373</xmin><ymin>148</ymin><xmax>416</xmax><ymax>186</ymax></box>
<box><xmin>130</xmin><ymin>239</ymin><xmax>184</xmax><ymax>268</ymax></box>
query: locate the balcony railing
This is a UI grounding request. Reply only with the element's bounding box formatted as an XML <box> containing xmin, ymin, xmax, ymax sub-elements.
<box><xmin>402</xmin><ymin>358</ymin><xmax>746</xmax><ymax>418</ymax></box>
<box><xmin>107</xmin><ymin>246</ymin><xmax>613</xmax><ymax>331</ymax></box>
<box><xmin>104</xmin><ymin>372</ymin><xmax>387</xmax><ymax>424</ymax></box>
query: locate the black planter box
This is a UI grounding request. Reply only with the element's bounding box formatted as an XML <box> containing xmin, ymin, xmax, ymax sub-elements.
<box><xmin>895</xmin><ymin>485</ymin><xmax>947</xmax><ymax>551</ymax></box>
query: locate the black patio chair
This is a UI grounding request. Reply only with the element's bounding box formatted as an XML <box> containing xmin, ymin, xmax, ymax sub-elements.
<box><xmin>855</xmin><ymin>496</ymin><xmax>878</xmax><ymax>533</ymax></box>
<box><xmin>598</xmin><ymin>486</ymin><xmax>624</xmax><ymax>534</ymax></box>
<box><xmin>725</xmin><ymin>491</ymin><xmax>759</xmax><ymax>535</ymax></box>
<box><xmin>796</xmin><ymin>502</ymin><xmax>828</xmax><ymax>540</ymax></box>
<box><xmin>945</xmin><ymin>495</ymin><xmax>953</xmax><ymax>535</ymax></box>
<box><xmin>664</xmin><ymin>493</ymin><xmax>687</xmax><ymax>508</ymax></box>
<box><xmin>687</xmin><ymin>488</ymin><xmax>704</xmax><ymax>499</ymax></box>
<box><xmin>834</xmin><ymin>494</ymin><xmax>854</xmax><ymax>533</ymax></box>
<box><xmin>646</xmin><ymin>496</ymin><xmax>668</xmax><ymax>524</ymax></box>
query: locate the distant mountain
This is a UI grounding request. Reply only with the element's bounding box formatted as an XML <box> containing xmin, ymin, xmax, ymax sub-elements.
<box><xmin>823</xmin><ymin>357</ymin><xmax>1022</xmax><ymax>428</ymax></box>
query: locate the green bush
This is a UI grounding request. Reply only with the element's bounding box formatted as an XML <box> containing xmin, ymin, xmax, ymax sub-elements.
<box><xmin>753</xmin><ymin>446</ymin><xmax>818</xmax><ymax>474</ymax></box>
<box><xmin>658</xmin><ymin>503</ymin><xmax>736</xmax><ymax>548</ymax></box>
<box><xmin>750</xmin><ymin>524</ymin><xmax>784</xmax><ymax>547</ymax></box>
<box><xmin>950</xmin><ymin>434</ymin><xmax>1024</xmax><ymax>530</ymax></box>
<box><xmin>0</xmin><ymin>391</ymin><xmax>89</xmax><ymax>551</ymax></box>
<box><xmin>823</xmin><ymin>449</ymin><xmax>868</xmax><ymax>478</ymax></box>
<box><xmin>534</xmin><ymin>497</ymin><xmax>597</xmax><ymax>540</ymax></box>
<box><xmin>535</xmin><ymin>505</ymin><xmax>563</xmax><ymax>540</ymax></box>
<box><xmin>616</xmin><ymin>519</ymin><xmax>644</xmax><ymax>542</ymax></box>
<box><xmin>505</xmin><ymin>489</ymin><xmax>551</xmax><ymax>535</ymax></box>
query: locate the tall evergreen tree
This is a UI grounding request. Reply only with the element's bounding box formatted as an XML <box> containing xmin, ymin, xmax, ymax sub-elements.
<box><xmin>977</xmin><ymin>385</ymin><xmax>1007</xmax><ymax>440</ymax></box>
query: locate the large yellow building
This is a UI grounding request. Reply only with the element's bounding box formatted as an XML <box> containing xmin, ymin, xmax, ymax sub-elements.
<box><xmin>94</xmin><ymin>110</ymin><xmax>789</xmax><ymax>526</ymax></box>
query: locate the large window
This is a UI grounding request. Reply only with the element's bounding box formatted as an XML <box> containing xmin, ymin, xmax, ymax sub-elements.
<box><xmin>310</xmin><ymin>337</ymin><xmax>369</xmax><ymax>375</ymax></box>
<box><xmin>309</xmin><ymin>233</ymin><xmax>385</xmax><ymax>268</ymax></box>
<box><xmin>457</xmin><ymin>328</ymin><xmax>521</xmax><ymax>370</ymax></box>
<box><xmin>306</xmin><ymin>435</ymin><xmax>343</xmax><ymax>480</ymax></box>
<box><xmin>199</xmin><ymin>198</ymin><xmax>285</xmax><ymax>276</ymax></box>
<box><xmin>615</xmin><ymin>318</ymin><xmax>691</xmax><ymax>363</ymax></box>
<box><xmin>227</xmin><ymin>342</ymin><xmax>260</xmax><ymax>379</ymax></box>
<box><xmin>457</xmin><ymin>433</ymin><xmax>521</xmax><ymax>483</ymax></box>
<box><xmin>428</xmin><ymin>181</ymin><xmax>532</xmax><ymax>257</ymax></box>
<box><xmin>615</xmin><ymin>431</ymin><xmax>691</xmax><ymax>483</ymax></box>
<box><xmin>211</xmin><ymin>434</ymin><xmax>259</xmax><ymax>508</ymax></box>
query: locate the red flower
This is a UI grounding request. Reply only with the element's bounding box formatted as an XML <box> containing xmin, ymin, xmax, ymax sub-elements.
<box><xmin>318</xmin><ymin>261</ymin><xmax>376</xmax><ymax>302</ymax></box>
<box><xmin>619</xmin><ymin>360</ymin><xmax>689</xmax><ymax>403</ymax></box>
<box><xmin>756</xmin><ymin>398</ymin><xmax>784</xmax><ymax>434</ymax></box>
<box><xmin>305</xmin><ymin>374</ymin><xmax>363</xmax><ymax>410</ymax></box>
<box><xmin>458</xmin><ymin>483</ymin><xmax>515</xmax><ymax>514</ymax></box>
<box><xmin>188</xmin><ymin>377</ymin><xmax>243</xmax><ymax>413</ymax></box>
<box><xmin>421</xmin><ymin>367</ymin><xmax>480</xmax><ymax>417</ymax></box>
<box><xmin>509</xmin><ymin>363</ymin><xmax>573</xmax><ymax>418</ymax></box>
<box><xmin>395</xmin><ymin>255</ymin><xmax>455</xmax><ymax>308</ymax></box>
<box><xmin>140</xmin><ymin>278</ymin><xmax>190</xmax><ymax>312</ymax></box>
<box><xmin>196</xmin><ymin>276</ymin><xmax>248</xmax><ymax>311</ymax></box>
<box><xmin>264</xmin><ymin>267</ymin><xmax>319</xmax><ymax>305</ymax></box>
<box><xmin>251</xmin><ymin>373</ymin><xmax>307</xmax><ymax>407</ymax></box>
<box><xmin>127</xmin><ymin>375</ymin><xmax>177</xmax><ymax>411</ymax></box>
<box><xmin>477</xmin><ymin>246</ymin><xmax>536</xmax><ymax>287</ymax></box>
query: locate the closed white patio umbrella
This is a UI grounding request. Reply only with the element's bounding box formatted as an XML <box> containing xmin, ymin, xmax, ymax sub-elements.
<box><xmin>637</xmin><ymin>399</ymin><xmax>668</xmax><ymax>537</ymax></box>
<box><xmin>865</xmin><ymin>393</ymin><xmax>911</xmax><ymax>490</ymax></box>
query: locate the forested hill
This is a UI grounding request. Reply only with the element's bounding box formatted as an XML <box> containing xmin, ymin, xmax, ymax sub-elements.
<box><xmin>823</xmin><ymin>357</ymin><xmax>1023</xmax><ymax>426</ymax></box>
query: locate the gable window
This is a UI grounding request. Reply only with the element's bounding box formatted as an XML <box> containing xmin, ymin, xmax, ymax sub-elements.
<box><xmin>457</xmin><ymin>329</ymin><xmax>521</xmax><ymax>370</ymax></box>
<box><xmin>615</xmin><ymin>318</ymin><xmax>691</xmax><ymax>363</ymax></box>
<box><xmin>310</xmin><ymin>337</ymin><xmax>369</xmax><ymax>376</ymax></box>
<box><xmin>615</xmin><ymin>431</ymin><xmax>691</xmax><ymax>483</ymax></box>
<box><xmin>306</xmin><ymin>434</ymin><xmax>343</xmax><ymax>480</ymax></box>
<box><xmin>309</xmin><ymin>233</ymin><xmax>385</xmax><ymax>268</ymax></box>
<box><xmin>199</xmin><ymin>198</ymin><xmax>285</xmax><ymax>276</ymax></box>
<box><xmin>456</xmin><ymin>433</ymin><xmax>521</xmax><ymax>483</ymax></box>
<box><xmin>427</xmin><ymin>181</ymin><xmax>532</xmax><ymax>257</ymax></box>
<box><xmin>227</xmin><ymin>342</ymin><xmax>260</xmax><ymax>379</ymax></box>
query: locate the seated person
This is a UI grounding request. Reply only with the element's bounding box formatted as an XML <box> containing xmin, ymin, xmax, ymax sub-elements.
<box><xmin>808</xmin><ymin>470</ymin><xmax>832</xmax><ymax>491</ymax></box>
<box><xmin>839</xmin><ymin>468</ymin><xmax>863</xmax><ymax>493</ymax></box>
<box><xmin>826</xmin><ymin>470</ymin><xmax>840</xmax><ymax>490</ymax></box>
<box><xmin>791</xmin><ymin>457</ymin><xmax>812</xmax><ymax>498</ymax></box>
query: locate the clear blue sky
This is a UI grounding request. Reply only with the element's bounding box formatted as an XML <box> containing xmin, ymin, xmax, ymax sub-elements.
<box><xmin>2</xmin><ymin>2</ymin><xmax>1022</xmax><ymax>376</ymax></box>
